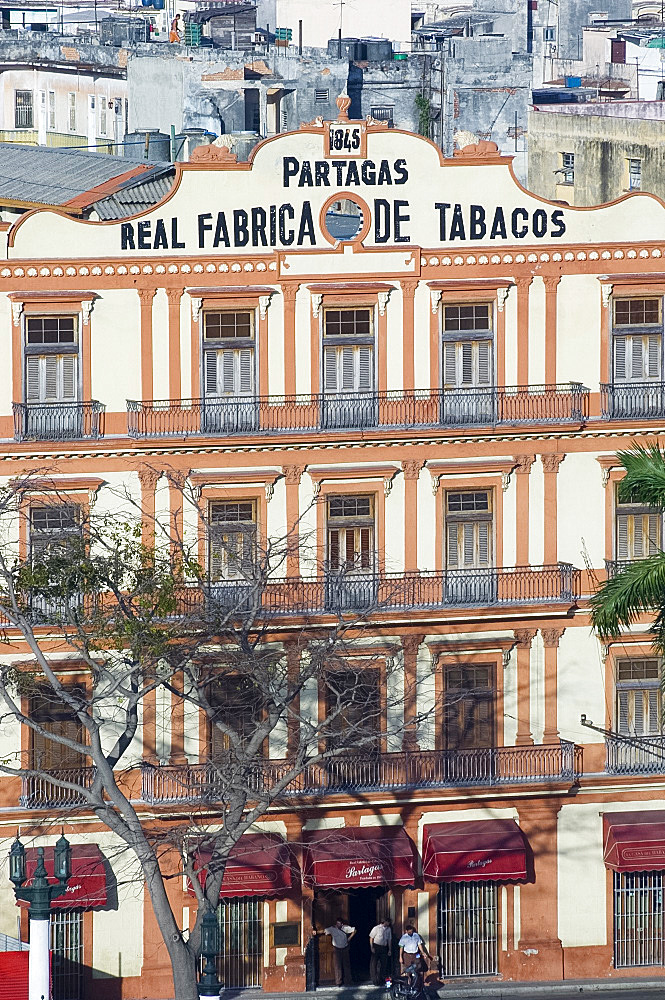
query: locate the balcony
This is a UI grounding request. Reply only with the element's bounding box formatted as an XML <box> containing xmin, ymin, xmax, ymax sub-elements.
<box><xmin>140</xmin><ymin>741</ymin><xmax>583</xmax><ymax>804</ymax></box>
<box><xmin>13</xmin><ymin>401</ymin><xmax>105</xmax><ymax>442</ymax></box>
<box><xmin>605</xmin><ymin>559</ymin><xmax>638</xmax><ymax>579</ymax></box>
<box><xmin>601</xmin><ymin>382</ymin><xmax>665</xmax><ymax>420</ymax></box>
<box><xmin>20</xmin><ymin>766</ymin><xmax>95</xmax><ymax>809</ymax></box>
<box><xmin>606</xmin><ymin>734</ymin><xmax>665</xmax><ymax>775</ymax></box>
<box><xmin>126</xmin><ymin>384</ymin><xmax>589</xmax><ymax>439</ymax></box>
<box><xmin>176</xmin><ymin>564</ymin><xmax>581</xmax><ymax>618</ymax></box>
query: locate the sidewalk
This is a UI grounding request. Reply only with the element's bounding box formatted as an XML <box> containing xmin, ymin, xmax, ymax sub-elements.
<box><xmin>211</xmin><ymin>981</ymin><xmax>665</xmax><ymax>1000</ymax></box>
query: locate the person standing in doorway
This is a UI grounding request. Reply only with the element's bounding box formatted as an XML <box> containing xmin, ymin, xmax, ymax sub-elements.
<box><xmin>312</xmin><ymin>918</ymin><xmax>356</xmax><ymax>986</ymax></box>
<box><xmin>399</xmin><ymin>924</ymin><xmax>430</xmax><ymax>972</ymax></box>
<box><xmin>369</xmin><ymin>917</ymin><xmax>392</xmax><ymax>985</ymax></box>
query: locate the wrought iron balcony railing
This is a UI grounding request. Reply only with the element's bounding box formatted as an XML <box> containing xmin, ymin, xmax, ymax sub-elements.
<box><xmin>140</xmin><ymin>741</ymin><xmax>583</xmax><ymax>804</ymax></box>
<box><xmin>126</xmin><ymin>384</ymin><xmax>589</xmax><ymax>438</ymax></box>
<box><xmin>606</xmin><ymin>734</ymin><xmax>665</xmax><ymax>775</ymax></box>
<box><xmin>20</xmin><ymin>766</ymin><xmax>95</xmax><ymax>809</ymax></box>
<box><xmin>13</xmin><ymin>401</ymin><xmax>105</xmax><ymax>442</ymax></box>
<box><xmin>605</xmin><ymin>559</ymin><xmax>640</xmax><ymax>579</ymax></box>
<box><xmin>601</xmin><ymin>382</ymin><xmax>665</xmax><ymax>420</ymax></box>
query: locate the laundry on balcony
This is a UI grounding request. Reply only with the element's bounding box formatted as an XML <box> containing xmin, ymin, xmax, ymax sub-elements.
<box><xmin>422</xmin><ymin>819</ymin><xmax>528</xmax><ymax>883</ymax></box>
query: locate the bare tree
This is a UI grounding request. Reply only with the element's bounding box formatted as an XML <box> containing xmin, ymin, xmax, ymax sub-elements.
<box><xmin>0</xmin><ymin>472</ymin><xmax>438</xmax><ymax>1000</ymax></box>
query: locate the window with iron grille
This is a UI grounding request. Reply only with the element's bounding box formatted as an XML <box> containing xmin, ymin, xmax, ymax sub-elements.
<box><xmin>614</xmin><ymin>871</ymin><xmax>665</xmax><ymax>968</ymax></box>
<box><xmin>612</xmin><ymin>299</ymin><xmax>663</xmax><ymax>383</ymax></box>
<box><xmin>14</xmin><ymin>90</ymin><xmax>33</xmax><ymax>128</ymax></box>
<box><xmin>560</xmin><ymin>151</ymin><xmax>574</xmax><ymax>184</ymax></box>
<box><xmin>438</xmin><ymin>882</ymin><xmax>498</xmax><ymax>977</ymax></box>
<box><xmin>51</xmin><ymin>910</ymin><xmax>83</xmax><ymax>1000</ymax></box>
<box><xmin>323</xmin><ymin>308</ymin><xmax>374</xmax><ymax>394</ymax></box>
<box><xmin>209</xmin><ymin>501</ymin><xmax>256</xmax><ymax>581</ymax></box>
<box><xmin>616</xmin><ymin>658</ymin><xmax>663</xmax><ymax>737</ymax></box>
<box><xmin>445</xmin><ymin>491</ymin><xmax>493</xmax><ymax>569</ymax></box>
<box><xmin>370</xmin><ymin>106</ymin><xmax>394</xmax><ymax>123</ymax></box>
<box><xmin>203</xmin><ymin>311</ymin><xmax>255</xmax><ymax>399</ymax></box>
<box><xmin>315</xmin><ymin>88</ymin><xmax>329</xmax><ymax>103</ymax></box>
<box><xmin>215</xmin><ymin>898</ymin><xmax>263</xmax><ymax>988</ymax></box>
<box><xmin>99</xmin><ymin>99</ymin><xmax>107</xmax><ymax>136</ymax></box>
<box><xmin>25</xmin><ymin>317</ymin><xmax>78</xmax><ymax>404</ymax></box>
<box><xmin>442</xmin><ymin>304</ymin><xmax>493</xmax><ymax>389</ymax></box>
<box><xmin>48</xmin><ymin>90</ymin><xmax>56</xmax><ymax>130</ymax></box>
<box><xmin>68</xmin><ymin>92</ymin><xmax>77</xmax><ymax>132</ymax></box>
<box><xmin>30</xmin><ymin>681</ymin><xmax>85</xmax><ymax>771</ymax></box>
<box><xmin>209</xmin><ymin>674</ymin><xmax>263</xmax><ymax>759</ymax></box>
<box><xmin>327</xmin><ymin>494</ymin><xmax>374</xmax><ymax>573</ymax></box>
<box><xmin>443</xmin><ymin>663</ymin><xmax>495</xmax><ymax>749</ymax></box>
<box><xmin>615</xmin><ymin>485</ymin><xmax>662</xmax><ymax>561</ymax></box>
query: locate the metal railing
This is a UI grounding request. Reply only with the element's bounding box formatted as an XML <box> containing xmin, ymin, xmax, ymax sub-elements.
<box><xmin>171</xmin><ymin>564</ymin><xmax>581</xmax><ymax>618</ymax></box>
<box><xmin>140</xmin><ymin>741</ymin><xmax>582</xmax><ymax>804</ymax></box>
<box><xmin>126</xmin><ymin>384</ymin><xmax>589</xmax><ymax>438</ymax></box>
<box><xmin>601</xmin><ymin>382</ymin><xmax>665</xmax><ymax>420</ymax></box>
<box><xmin>13</xmin><ymin>401</ymin><xmax>105</xmax><ymax>442</ymax></box>
<box><xmin>606</xmin><ymin>734</ymin><xmax>665</xmax><ymax>774</ymax></box>
<box><xmin>20</xmin><ymin>767</ymin><xmax>95</xmax><ymax>809</ymax></box>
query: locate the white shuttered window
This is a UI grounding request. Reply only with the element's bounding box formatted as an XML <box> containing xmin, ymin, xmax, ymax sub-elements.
<box><xmin>204</xmin><ymin>349</ymin><xmax>254</xmax><ymax>397</ymax></box>
<box><xmin>26</xmin><ymin>354</ymin><xmax>77</xmax><ymax>403</ymax></box>
<box><xmin>616</xmin><ymin>659</ymin><xmax>662</xmax><ymax>736</ymax></box>
<box><xmin>614</xmin><ymin>334</ymin><xmax>661</xmax><ymax>383</ymax></box>
<box><xmin>443</xmin><ymin>340</ymin><xmax>492</xmax><ymax>388</ymax></box>
<box><xmin>323</xmin><ymin>345</ymin><xmax>373</xmax><ymax>393</ymax></box>
<box><xmin>616</xmin><ymin>510</ymin><xmax>662</xmax><ymax>560</ymax></box>
<box><xmin>445</xmin><ymin>490</ymin><xmax>493</xmax><ymax>569</ymax></box>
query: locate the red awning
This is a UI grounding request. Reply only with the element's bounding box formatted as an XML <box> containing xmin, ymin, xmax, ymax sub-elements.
<box><xmin>604</xmin><ymin>811</ymin><xmax>665</xmax><ymax>873</ymax></box>
<box><xmin>303</xmin><ymin>826</ymin><xmax>416</xmax><ymax>888</ymax></box>
<box><xmin>19</xmin><ymin>845</ymin><xmax>108</xmax><ymax>910</ymax></box>
<box><xmin>193</xmin><ymin>833</ymin><xmax>294</xmax><ymax>899</ymax></box>
<box><xmin>423</xmin><ymin>820</ymin><xmax>528</xmax><ymax>883</ymax></box>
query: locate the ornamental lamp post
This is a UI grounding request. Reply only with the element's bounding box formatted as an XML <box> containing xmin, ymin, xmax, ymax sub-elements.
<box><xmin>9</xmin><ymin>835</ymin><xmax>72</xmax><ymax>1000</ymax></box>
<box><xmin>198</xmin><ymin>907</ymin><xmax>222</xmax><ymax>997</ymax></box>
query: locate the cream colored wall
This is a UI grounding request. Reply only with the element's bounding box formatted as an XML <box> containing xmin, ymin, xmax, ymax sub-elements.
<box><xmin>179</xmin><ymin>295</ymin><xmax>191</xmax><ymax>399</ymax></box>
<box><xmin>557</xmin><ymin>452</ymin><xmax>605</xmax><ymax>569</ymax></box>
<box><xmin>386</xmin><ymin>289</ymin><xmax>403</xmax><ymax>391</ymax></box>
<box><xmin>529</xmin><ymin>460</ymin><xmax>544</xmax><ymax>566</ymax></box>
<box><xmin>529</xmin><ymin>631</ymin><xmax>544</xmax><ymax>744</ymax></box>
<box><xmin>413</xmin><ymin>283</ymin><xmax>430</xmax><ymax>389</ymax></box>
<box><xmin>92</xmin><ymin>833</ymin><xmax>144</xmax><ymax>979</ymax></box>
<box><xmin>0</xmin><ymin>296</ymin><xmax>12</xmax><ymax>416</ymax></box>
<box><xmin>503</xmin><ymin>645</ymin><xmax>518</xmax><ymax>746</ymax></box>
<box><xmin>527</xmin><ymin>277</ymin><xmax>546</xmax><ymax>385</ymax></box>
<box><xmin>151</xmin><ymin>289</ymin><xmax>170</xmax><ymax>402</ymax></box>
<box><xmin>0</xmin><ymin>69</ymin><xmax>126</xmax><ymax>138</ymax></box>
<box><xmin>557</xmin><ymin>274</ymin><xmax>601</xmax><ymax>388</ymax></box>
<box><xmin>92</xmin><ymin>290</ymin><xmax>141</xmax><ymax>409</ymax></box>
<box><xmin>268</xmin><ymin>295</ymin><xmax>285</xmax><ymax>397</ymax></box>
<box><xmin>417</xmin><ymin>474</ymin><xmax>436</xmax><ymax>572</ymax></box>
<box><xmin>384</xmin><ymin>474</ymin><xmax>404</xmax><ymax>573</ymax></box>
<box><xmin>503</xmin><ymin>284</ymin><xmax>519</xmax><ymax>386</ymax></box>
<box><xmin>294</xmin><ymin>287</ymin><xmax>310</xmax><ymax>395</ymax></box>
<box><xmin>557</xmin><ymin>626</ymin><xmax>605</xmax><ymax>746</ymax></box>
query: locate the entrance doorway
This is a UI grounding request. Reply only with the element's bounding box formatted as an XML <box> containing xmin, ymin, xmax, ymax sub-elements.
<box><xmin>313</xmin><ymin>887</ymin><xmax>387</xmax><ymax>984</ymax></box>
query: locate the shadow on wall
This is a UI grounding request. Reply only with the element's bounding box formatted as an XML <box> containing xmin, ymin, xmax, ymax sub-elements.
<box><xmin>348</xmin><ymin>63</ymin><xmax>363</xmax><ymax>120</ymax></box>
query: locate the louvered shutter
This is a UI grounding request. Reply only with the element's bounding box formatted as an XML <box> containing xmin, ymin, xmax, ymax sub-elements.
<box><xmin>477</xmin><ymin>341</ymin><xmax>491</xmax><ymax>385</ymax></box>
<box><xmin>617</xmin><ymin>690</ymin><xmax>630</xmax><ymax>735</ymax></box>
<box><xmin>617</xmin><ymin>514</ymin><xmax>630</xmax><ymax>560</ymax></box>
<box><xmin>359</xmin><ymin>526</ymin><xmax>372</xmax><ymax>569</ymax></box>
<box><xmin>26</xmin><ymin>356</ymin><xmax>41</xmax><ymax>401</ymax></box>
<box><xmin>633</xmin><ymin>690</ymin><xmax>645</xmax><ymax>735</ymax></box>
<box><xmin>447</xmin><ymin>522</ymin><xmax>458</xmax><ymax>568</ymax></box>
<box><xmin>631</xmin><ymin>337</ymin><xmax>644</xmax><ymax>380</ymax></box>
<box><xmin>648</xmin><ymin>689</ymin><xmax>661</xmax><ymax>734</ymax></box>
<box><xmin>60</xmin><ymin>355</ymin><xmax>76</xmax><ymax>401</ymax></box>
<box><xmin>345</xmin><ymin>528</ymin><xmax>355</xmax><ymax>566</ymax></box>
<box><xmin>357</xmin><ymin>347</ymin><xmax>372</xmax><ymax>390</ymax></box>
<box><xmin>614</xmin><ymin>337</ymin><xmax>627</xmax><ymax>381</ymax></box>
<box><xmin>633</xmin><ymin>515</ymin><xmax>644</xmax><ymax>559</ymax></box>
<box><xmin>647</xmin><ymin>513</ymin><xmax>661</xmax><ymax>554</ymax></box>
<box><xmin>222</xmin><ymin>351</ymin><xmax>236</xmax><ymax>395</ymax></box>
<box><xmin>209</xmin><ymin>529</ymin><xmax>224</xmax><ymax>580</ymax></box>
<box><xmin>238</xmin><ymin>349</ymin><xmax>253</xmax><ymax>395</ymax></box>
<box><xmin>324</xmin><ymin>347</ymin><xmax>338</xmax><ymax>391</ymax></box>
<box><xmin>648</xmin><ymin>335</ymin><xmax>661</xmax><ymax>378</ymax></box>
<box><xmin>478</xmin><ymin>521</ymin><xmax>490</xmax><ymax>566</ymax></box>
<box><xmin>44</xmin><ymin>356</ymin><xmax>58</xmax><ymax>401</ymax></box>
<box><xmin>462</xmin><ymin>522</ymin><xmax>475</xmax><ymax>566</ymax></box>
<box><xmin>443</xmin><ymin>343</ymin><xmax>457</xmax><ymax>386</ymax></box>
<box><xmin>341</xmin><ymin>347</ymin><xmax>355</xmax><ymax>390</ymax></box>
<box><xmin>204</xmin><ymin>351</ymin><xmax>218</xmax><ymax>396</ymax></box>
<box><xmin>460</xmin><ymin>343</ymin><xmax>473</xmax><ymax>385</ymax></box>
<box><xmin>328</xmin><ymin>528</ymin><xmax>340</xmax><ymax>569</ymax></box>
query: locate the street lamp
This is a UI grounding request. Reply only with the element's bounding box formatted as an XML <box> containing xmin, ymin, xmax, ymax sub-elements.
<box><xmin>9</xmin><ymin>835</ymin><xmax>72</xmax><ymax>1000</ymax></box>
<box><xmin>198</xmin><ymin>907</ymin><xmax>221</xmax><ymax>997</ymax></box>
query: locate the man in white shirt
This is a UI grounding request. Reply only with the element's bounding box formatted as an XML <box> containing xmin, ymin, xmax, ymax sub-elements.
<box><xmin>369</xmin><ymin>918</ymin><xmax>392</xmax><ymax>985</ymax></box>
<box><xmin>312</xmin><ymin>918</ymin><xmax>356</xmax><ymax>985</ymax></box>
<box><xmin>398</xmin><ymin>924</ymin><xmax>430</xmax><ymax>972</ymax></box>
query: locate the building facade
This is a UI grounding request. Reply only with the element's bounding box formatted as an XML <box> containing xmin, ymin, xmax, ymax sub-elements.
<box><xmin>1</xmin><ymin>110</ymin><xmax>665</xmax><ymax>999</ymax></box>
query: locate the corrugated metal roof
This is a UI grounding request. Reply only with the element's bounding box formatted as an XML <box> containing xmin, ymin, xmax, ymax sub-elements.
<box><xmin>92</xmin><ymin>164</ymin><xmax>176</xmax><ymax>219</ymax></box>
<box><xmin>0</xmin><ymin>143</ymin><xmax>171</xmax><ymax>208</ymax></box>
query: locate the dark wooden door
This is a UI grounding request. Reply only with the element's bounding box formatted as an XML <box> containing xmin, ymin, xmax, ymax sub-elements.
<box><xmin>313</xmin><ymin>891</ymin><xmax>348</xmax><ymax>984</ymax></box>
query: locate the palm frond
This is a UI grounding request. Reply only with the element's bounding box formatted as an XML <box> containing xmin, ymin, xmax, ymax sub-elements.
<box><xmin>590</xmin><ymin>552</ymin><xmax>665</xmax><ymax>639</ymax></box>
<box><xmin>617</xmin><ymin>442</ymin><xmax>665</xmax><ymax>506</ymax></box>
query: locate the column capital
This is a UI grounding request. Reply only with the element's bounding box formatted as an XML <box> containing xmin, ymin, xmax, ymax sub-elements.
<box><xmin>137</xmin><ymin>287</ymin><xmax>157</xmax><ymax>307</ymax></box>
<box><xmin>542</xmin><ymin>274</ymin><xmax>561</xmax><ymax>292</ymax></box>
<box><xmin>514</xmin><ymin>628</ymin><xmax>537</xmax><ymax>649</ymax></box>
<box><xmin>514</xmin><ymin>275</ymin><xmax>533</xmax><ymax>291</ymax></box>
<box><xmin>541</xmin><ymin>627</ymin><xmax>565</xmax><ymax>648</ymax></box>
<box><xmin>282</xmin><ymin>464</ymin><xmax>306</xmax><ymax>486</ymax></box>
<box><xmin>138</xmin><ymin>466</ymin><xmax>161</xmax><ymax>492</ymax></box>
<box><xmin>514</xmin><ymin>454</ymin><xmax>535</xmax><ymax>475</ymax></box>
<box><xmin>400</xmin><ymin>278</ymin><xmax>419</xmax><ymax>297</ymax></box>
<box><xmin>281</xmin><ymin>282</ymin><xmax>300</xmax><ymax>304</ymax></box>
<box><xmin>541</xmin><ymin>453</ymin><xmax>565</xmax><ymax>474</ymax></box>
<box><xmin>402</xmin><ymin>633</ymin><xmax>425</xmax><ymax>657</ymax></box>
<box><xmin>401</xmin><ymin>459</ymin><xmax>424</xmax><ymax>481</ymax></box>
